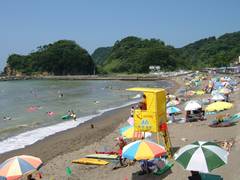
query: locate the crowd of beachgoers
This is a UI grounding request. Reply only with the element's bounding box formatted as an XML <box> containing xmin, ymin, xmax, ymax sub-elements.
<box><xmin>0</xmin><ymin>71</ymin><xmax>239</xmax><ymax>180</ymax></box>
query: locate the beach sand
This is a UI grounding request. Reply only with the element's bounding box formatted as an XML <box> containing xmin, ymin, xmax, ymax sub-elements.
<box><xmin>1</xmin><ymin>76</ymin><xmax>239</xmax><ymax>180</ymax></box>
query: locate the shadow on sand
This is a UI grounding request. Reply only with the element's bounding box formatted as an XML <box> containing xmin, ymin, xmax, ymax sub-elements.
<box><xmin>132</xmin><ymin>169</ymin><xmax>173</xmax><ymax>180</ymax></box>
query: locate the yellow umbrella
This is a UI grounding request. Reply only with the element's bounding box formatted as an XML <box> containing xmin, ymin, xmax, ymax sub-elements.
<box><xmin>195</xmin><ymin>90</ymin><xmax>205</xmax><ymax>95</ymax></box>
<box><xmin>205</xmin><ymin>101</ymin><xmax>233</xmax><ymax>112</ymax></box>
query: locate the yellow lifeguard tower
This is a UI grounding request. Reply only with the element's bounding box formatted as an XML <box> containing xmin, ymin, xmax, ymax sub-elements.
<box><xmin>127</xmin><ymin>87</ymin><xmax>172</xmax><ymax>157</ymax></box>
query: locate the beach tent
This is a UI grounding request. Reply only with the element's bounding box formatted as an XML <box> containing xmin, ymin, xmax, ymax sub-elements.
<box><xmin>122</xmin><ymin>140</ymin><xmax>166</xmax><ymax>160</ymax></box>
<box><xmin>184</xmin><ymin>101</ymin><xmax>202</xmax><ymax>111</ymax></box>
<box><xmin>174</xmin><ymin>141</ymin><xmax>228</xmax><ymax>173</ymax></box>
<box><xmin>0</xmin><ymin>155</ymin><xmax>43</xmax><ymax>180</ymax></box>
<box><xmin>206</xmin><ymin>101</ymin><xmax>233</xmax><ymax>112</ymax></box>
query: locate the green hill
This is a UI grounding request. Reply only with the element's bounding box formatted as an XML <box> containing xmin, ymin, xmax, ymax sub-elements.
<box><xmin>6</xmin><ymin>40</ymin><xmax>95</xmax><ymax>75</ymax></box>
<box><xmin>179</xmin><ymin>31</ymin><xmax>240</xmax><ymax>68</ymax></box>
<box><xmin>101</xmin><ymin>36</ymin><xmax>182</xmax><ymax>73</ymax></box>
<box><xmin>91</xmin><ymin>47</ymin><xmax>112</xmax><ymax>65</ymax></box>
<box><xmin>5</xmin><ymin>31</ymin><xmax>240</xmax><ymax>75</ymax></box>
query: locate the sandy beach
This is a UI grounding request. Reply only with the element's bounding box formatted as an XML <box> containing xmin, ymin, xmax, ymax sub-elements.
<box><xmin>1</xmin><ymin>75</ymin><xmax>240</xmax><ymax>180</ymax></box>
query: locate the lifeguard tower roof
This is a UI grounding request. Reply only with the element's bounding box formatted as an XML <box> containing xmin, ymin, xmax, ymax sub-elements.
<box><xmin>126</xmin><ymin>87</ymin><xmax>165</xmax><ymax>93</ymax></box>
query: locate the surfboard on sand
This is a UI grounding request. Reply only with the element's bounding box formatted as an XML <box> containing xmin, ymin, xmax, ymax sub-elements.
<box><xmin>72</xmin><ymin>158</ymin><xmax>109</xmax><ymax>165</ymax></box>
<box><xmin>85</xmin><ymin>154</ymin><xmax>119</xmax><ymax>160</ymax></box>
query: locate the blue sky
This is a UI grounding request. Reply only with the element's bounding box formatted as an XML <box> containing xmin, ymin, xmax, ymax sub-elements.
<box><xmin>0</xmin><ymin>0</ymin><xmax>240</xmax><ymax>70</ymax></box>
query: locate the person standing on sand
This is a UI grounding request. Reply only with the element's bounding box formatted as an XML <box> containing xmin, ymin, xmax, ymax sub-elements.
<box><xmin>115</xmin><ymin>137</ymin><xmax>127</xmax><ymax>166</ymax></box>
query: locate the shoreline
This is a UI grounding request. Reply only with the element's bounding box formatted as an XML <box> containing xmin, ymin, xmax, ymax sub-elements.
<box><xmin>0</xmin><ymin>79</ymin><xmax>180</xmax><ymax>163</ymax></box>
<box><xmin>0</xmin><ymin>72</ymin><xmax>192</xmax><ymax>81</ymax></box>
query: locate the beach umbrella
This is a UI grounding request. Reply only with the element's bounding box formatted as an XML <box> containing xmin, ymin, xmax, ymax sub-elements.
<box><xmin>228</xmin><ymin>112</ymin><xmax>240</xmax><ymax>123</ymax></box>
<box><xmin>0</xmin><ymin>155</ymin><xmax>43</xmax><ymax>180</ymax></box>
<box><xmin>218</xmin><ymin>88</ymin><xmax>231</xmax><ymax>94</ymax></box>
<box><xmin>195</xmin><ymin>90</ymin><xmax>205</xmax><ymax>95</ymax></box>
<box><xmin>206</xmin><ymin>101</ymin><xmax>233</xmax><ymax>112</ymax></box>
<box><xmin>167</xmin><ymin>106</ymin><xmax>181</xmax><ymax>114</ymax></box>
<box><xmin>211</xmin><ymin>94</ymin><xmax>225</xmax><ymax>101</ymax></box>
<box><xmin>184</xmin><ymin>101</ymin><xmax>201</xmax><ymax>111</ymax></box>
<box><xmin>127</xmin><ymin>117</ymin><xmax>134</xmax><ymax>126</ymax></box>
<box><xmin>166</xmin><ymin>100</ymin><xmax>180</xmax><ymax>107</ymax></box>
<box><xmin>174</xmin><ymin>141</ymin><xmax>229</xmax><ymax>173</ymax></box>
<box><xmin>119</xmin><ymin>125</ymin><xmax>151</xmax><ymax>139</ymax></box>
<box><xmin>122</xmin><ymin>140</ymin><xmax>166</xmax><ymax>160</ymax></box>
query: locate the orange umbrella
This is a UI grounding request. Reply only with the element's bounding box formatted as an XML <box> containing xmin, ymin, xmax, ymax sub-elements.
<box><xmin>0</xmin><ymin>155</ymin><xmax>42</xmax><ymax>180</ymax></box>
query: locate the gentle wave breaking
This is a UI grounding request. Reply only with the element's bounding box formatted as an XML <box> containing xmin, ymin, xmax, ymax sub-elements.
<box><xmin>0</xmin><ymin>100</ymin><xmax>138</xmax><ymax>154</ymax></box>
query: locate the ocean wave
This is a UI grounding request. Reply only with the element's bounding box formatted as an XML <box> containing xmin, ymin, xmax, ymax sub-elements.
<box><xmin>0</xmin><ymin>100</ymin><xmax>137</xmax><ymax>154</ymax></box>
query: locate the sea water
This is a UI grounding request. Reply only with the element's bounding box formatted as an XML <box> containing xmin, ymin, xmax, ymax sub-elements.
<box><xmin>0</xmin><ymin>79</ymin><xmax>172</xmax><ymax>154</ymax></box>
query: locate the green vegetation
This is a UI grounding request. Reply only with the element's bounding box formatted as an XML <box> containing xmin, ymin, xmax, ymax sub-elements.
<box><xmin>6</xmin><ymin>40</ymin><xmax>94</xmax><ymax>75</ymax></box>
<box><xmin>91</xmin><ymin>47</ymin><xmax>112</xmax><ymax>65</ymax></box>
<box><xmin>179</xmin><ymin>31</ymin><xmax>240</xmax><ymax>68</ymax></box>
<box><xmin>94</xmin><ymin>32</ymin><xmax>240</xmax><ymax>73</ymax></box>
<box><xmin>100</xmin><ymin>36</ymin><xmax>182</xmax><ymax>73</ymax></box>
<box><xmin>5</xmin><ymin>31</ymin><xmax>240</xmax><ymax>75</ymax></box>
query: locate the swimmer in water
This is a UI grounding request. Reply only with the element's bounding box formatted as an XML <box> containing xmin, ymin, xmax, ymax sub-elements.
<box><xmin>3</xmin><ymin>116</ymin><xmax>11</xmax><ymax>121</ymax></box>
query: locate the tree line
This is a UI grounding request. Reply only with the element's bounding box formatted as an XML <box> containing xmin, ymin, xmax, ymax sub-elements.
<box><xmin>4</xmin><ymin>31</ymin><xmax>240</xmax><ymax>75</ymax></box>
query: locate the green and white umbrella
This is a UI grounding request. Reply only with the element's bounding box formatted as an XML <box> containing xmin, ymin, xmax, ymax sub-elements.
<box><xmin>174</xmin><ymin>141</ymin><xmax>229</xmax><ymax>173</ymax></box>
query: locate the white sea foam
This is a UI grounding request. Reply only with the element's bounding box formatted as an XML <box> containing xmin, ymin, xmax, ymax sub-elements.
<box><xmin>0</xmin><ymin>100</ymin><xmax>138</xmax><ymax>154</ymax></box>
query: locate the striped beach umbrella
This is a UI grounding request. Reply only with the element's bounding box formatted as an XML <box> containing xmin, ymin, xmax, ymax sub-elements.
<box><xmin>0</xmin><ymin>155</ymin><xmax>43</xmax><ymax>180</ymax></box>
<box><xmin>174</xmin><ymin>141</ymin><xmax>228</xmax><ymax>173</ymax></box>
<box><xmin>122</xmin><ymin>140</ymin><xmax>166</xmax><ymax>160</ymax></box>
<box><xmin>167</xmin><ymin>106</ymin><xmax>181</xmax><ymax>114</ymax></box>
<box><xmin>119</xmin><ymin>125</ymin><xmax>151</xmax><ymax>139</ymax></box>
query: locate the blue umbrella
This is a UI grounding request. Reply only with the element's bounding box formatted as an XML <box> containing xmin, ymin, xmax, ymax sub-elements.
<box><xmin>167</xmin><ymin>106</ymin><xmax>181</xmax><ymax>114</ymax></box>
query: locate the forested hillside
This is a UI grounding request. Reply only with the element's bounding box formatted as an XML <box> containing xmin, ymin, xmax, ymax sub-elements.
<box><xmin>5</xmin><ymin>40</ymin><xmax>94</xmax><ymax>75</ymax></box>
<box><xmin>5</xmin><ymin>31</ymin><xmax>240</xmax><ymax>75</ymax></box>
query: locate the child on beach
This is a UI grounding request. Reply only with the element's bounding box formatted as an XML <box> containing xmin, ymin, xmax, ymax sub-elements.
<box><xmin>115</xmin><ymin>137</ymin><xmax>127</xmax><ymax>166</ymax></box>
